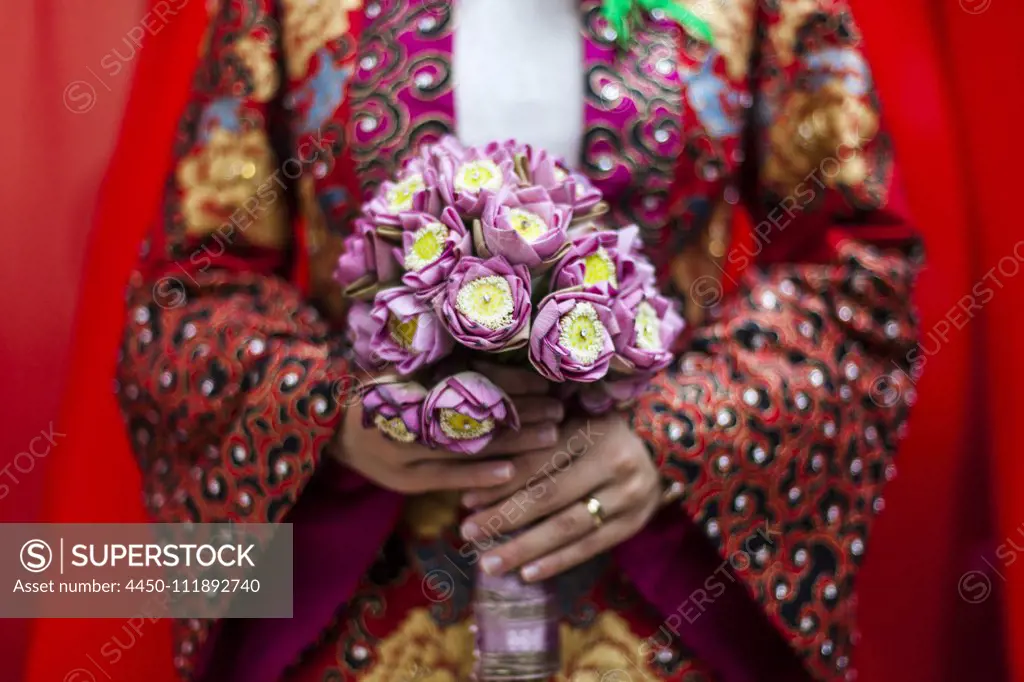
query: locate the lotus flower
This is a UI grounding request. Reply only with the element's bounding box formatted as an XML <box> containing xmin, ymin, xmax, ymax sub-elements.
<box><xmin>437</xmin><ymin>256</ymin><xmax>532</xmax><ymax>352</ymax></box>
<box><xmin>477</xmin><ymin>187</ymin><xmax>571</xmax><ymax>267</ymax></box>
<box><xmin>577</xmin><ymin>374</ymin><xmax>654</xmax><ymax>415</ymax></box>
<box><xmin>369</xmin><ymin>287</ymin><xmax>453</xmax><ymax>375</ymax></box>
<box><xmin>549</xmin><ymin>225</ymin><xmax>655</xmax><ymax>297</ymax></box>
<box><xmin>422</xmin><ymin>372</ymin><xmax>519</xmax><ymax>454</ymax></box>
<box><xmin>435</xmin><ymin>138</ymin><xmax>520</xmax><ymax>217</ymax></box>
<box><xmin>611</xmin><ymin>287</ymin><xmax>686</xmax><ymax>374</ymax></box>
<box><xmin>525</xmin><ymin>147</ymin><xmax>603</xmax><ymax>216</ymax></box>
<box><xmin>394</xmin><ymin>208</ymin><xmax>472</xmax><ymax>300</ymax></box>
<box><xmin>345</xmin><ymin>302</ymin><xmax>386</xmax><ymax>370</ymax></box>
<box><xmin>362</xmin><ymin>168</ymin><xmax>442</xmax><ymax>227</ymax></box>
<box><xmin>334</xmin><ymin>220</ymin><xmax>400</xmax><ymax>297</ymax></box>
<box><xmin>361</xmin><ymin>381</ymin><xmax>428</xmax><ymax>443</ymax></box>
<box><xmin>529</xmin><ymin>291</ymin><xmax>621</xmax><ymax>383</ymax></box>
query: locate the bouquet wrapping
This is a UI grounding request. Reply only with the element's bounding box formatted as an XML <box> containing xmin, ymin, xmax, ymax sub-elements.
<box><xmin>335</xmin><ymin>137</ymin><xmax>684</xmax><ymax>679</ymax></box>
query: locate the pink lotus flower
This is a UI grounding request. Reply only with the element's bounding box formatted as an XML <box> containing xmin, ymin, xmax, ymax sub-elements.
<box><xmin>478</xmin><ymin>187</ymin><xmax>571</xmax><ymax>268</ymax></box>
<box><xmin>549</xmin><ymin>225</ymin><xmax>655</xmax><ymax>297</ymax></box>
<box><xmin>394</xmin><ymin>209</ymin><xmax>472</xmax><ymax>300</ymax></box>
<box><xmin>334</xmin><ymin>220</ymin><xmax>400</xmax><ymax>296</ymax></box>
<box><xmin>346</xmin><ymin>302</ymin><xmax>386</xmax><ymax>370</ymax></box>
<box><xmin>362</xmin><ymin>167</ymin><xmax>442</xmax><ymax>227</ymax></box>
<box><xmin>525</xmin><ymin>147</ymin><xmax>602</xmax><ymax>215</ymax></box>
<box><xmin>369</xmin><ymin>287</ymin><xmax>453</xmax><ymax>375</ymax></box>
<box><xmin>611</xmin><ymin>286</ymin><xmax>685</xmax><ymax>374</ymax></box>
<box><xmin>422</xmin><ymin>372</ymin><xmax>519</xmax><ymax>455</ymax></box>
<box><xmin>434</xmin><ymin>138</ymin><xmax>520</xmax><ymax>217</ymax></box>
<box><xmin>361</xmin><ymin>381</ymin><xmax>428</xmax><ymax>443</ymax></box>
<box><xmin>529</xmin><ymin>291</ymin><xmax>621</xmax><ymax>383</ymax></box>
<box><xmin>437</xmin><ymin>256</ymin><xmax>532</xmax><ymax>352</ymax></box>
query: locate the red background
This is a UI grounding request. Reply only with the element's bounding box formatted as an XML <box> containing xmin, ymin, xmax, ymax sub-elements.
<box><xmin>2</xmin><ymin>1</ymin><xmax>1021</xmax><ymax>681</ymax></box>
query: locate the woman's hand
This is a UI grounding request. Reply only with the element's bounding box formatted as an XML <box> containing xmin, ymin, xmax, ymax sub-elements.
<box><xmin>334</xmin><ymin>366</ymin><xmax>565</xmax><ymax>494</ymax></box>
<box><xmin>458</xmin><ymin>411</ymin><xmax>661</xmax><ymax>582</ymax></box>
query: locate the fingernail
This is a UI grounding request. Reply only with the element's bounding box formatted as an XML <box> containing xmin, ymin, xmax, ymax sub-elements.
<box><xmin>542</xmin><ymin>425</ymin><xmax>558</xmax><ymax>446</ymax></box>
<box><xmin>461</xmin><ymin>521</ymin><xmax>479</xmax><ymax>541</ymax></box>
<box><xmin>462</xmin><ymin>493</ymin><xmax>479</xmax><ymax>509</ymax></box>
<box><xmin>549</xmin><ymin>405</ymin><xmax>565</xmax><ymax>422</ymax></box>
<box><xmin>521</xmin><ymin>564</ymin><xmax>541</xmax><ymax>582</ymax></box>
<box><xmin>492</xmin><ymin>463</ymin><xmax>514</xmax><ymax>481</ymax></box>
<box><xmin>481</xmin><ymin>555</ymin><xmax>503</xmax><ymax>575</ymax></box>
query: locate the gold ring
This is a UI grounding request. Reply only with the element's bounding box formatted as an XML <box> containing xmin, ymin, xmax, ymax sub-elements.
<box><xmin>585</xmin><ymin>496</ymin><xmax>605</xmax><ymax>528</ymax></box>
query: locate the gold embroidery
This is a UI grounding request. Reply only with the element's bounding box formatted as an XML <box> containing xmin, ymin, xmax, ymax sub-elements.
<box><xmin>558</xmin><ymin>612</ymin><xmax>660</xmax><ymax>681</ymax></box>
<box><xmin>763</xmin><ymin>80</ymin><xmax>879</xmax><ymax>190</ymax></box>
<box><xmin>176</xmin><ymin>126</ymin><xmax>289</xmax><ymax>250</ymax></box>
<box><xmin>234</xmin><ymin>37</ymin><xmax>279</xmax><ymax>102</ymax></box>
<box><xmin>684</xmin><ymin>0</ymin><xmax>757</xmax><ymax>80</ymax></box>
<box><xmin>771</xmin><ymin>0</ymin><xmax>821</xmax><ymax>67</ymax></box>
<box><xmin>364</xmin><ymin>610</ymin><xmax>475</xmax><ymax>682</ymax></box>
<box><xmin>365</xmin><ymin>610</ymin><xmax>659</xmax><ymax>681</ymax></box>
<box><xmin>281</xmin><ymin>0</ymin><xmax>362</xmax><ymax>78</ymax></box>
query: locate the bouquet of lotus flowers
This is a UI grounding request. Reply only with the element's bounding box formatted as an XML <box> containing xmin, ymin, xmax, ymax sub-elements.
<box><xmin>337</xmin><ymin>136</ymin><xmax>684</xmax><ymax>454</ymax></box>
<box><xmin>335</xmin><ymin>136</ymin><xmax>683</xmax><ymax>680</ymax></box>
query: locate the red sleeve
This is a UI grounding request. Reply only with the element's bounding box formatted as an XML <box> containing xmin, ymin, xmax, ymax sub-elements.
<box><xmin>632</xmin><ymin>1</ymin><xmax>923</xmax><ymax>679</ymax></box>
<box><xmin>116</xmin><ymin>0</ymin><xmax>362</xmax><ymax>526</ymax></box>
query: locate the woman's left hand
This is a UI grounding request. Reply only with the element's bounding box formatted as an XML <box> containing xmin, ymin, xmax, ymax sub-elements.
<box><xmin>458</xmin><ymin>411</ymin><xmax>661</xmax><ymax>582</ymax></box>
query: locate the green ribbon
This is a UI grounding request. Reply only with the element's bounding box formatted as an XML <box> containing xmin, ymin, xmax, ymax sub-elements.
<box><xmin>600</xmin><ymin>0</ymin><xmax>714</xmax><ymax>48</ymax></box>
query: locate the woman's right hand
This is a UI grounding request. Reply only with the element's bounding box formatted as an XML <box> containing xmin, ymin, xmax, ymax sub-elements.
<box><xmin>334</xmin><ymin>389</ymin><xmax>564</xmax><ymax>495</ymax></box>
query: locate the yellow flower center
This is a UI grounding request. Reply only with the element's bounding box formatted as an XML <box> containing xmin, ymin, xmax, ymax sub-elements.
<box><xmin>507</xmin><ymin>209</ymin><xmax>548</xmax><ymax>243</ymax></box>
<box><xmin>404</xmin><ymin>222</ymin><xmax>449</xmax><ymax>271</ymax></box>
<box><xmin>455</xmin><ymin>160</ymin><xmax>503</xmax><ymax>193</ymax></box>
<box><xmin>582</xmin><ymin>248</ymin><xmax>618</xmax><ymax>288</ymax></box>
<box><xmin>634</xmin><ymin>301</ymin><xmax>662</xmax><ymax>351</ymax></box>
<box><xmin>386</xmin><ymin>174</ymin><xmax>425</xmax><ymax>212</ymax></box>
<box><xmin>455</xmin><ymin>275</ymin><xmax>515</xmax><ymax>330</ymax></box>
<box><xmin>374</xmin><ymin>414</ymin><xmax>416</xmax><ymax>443</ymax></box>
<box><xmin>388</xmin><ymin>314</ymin><xmax>418</xmax><ymax>348</ymax></box>
<box><xmin>558</xmin><ymin>302</ymin><xmax>606</xmax><ymax>366</ymax></box>
<box><xmin>439</xmin><ymin>408</ymin><xmax>495</xmax><ymax>440</ymax></box>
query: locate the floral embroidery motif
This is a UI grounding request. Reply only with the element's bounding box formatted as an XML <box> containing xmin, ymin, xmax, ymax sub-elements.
<box><xmin>233</xmin><ymin>36</ymin><xmax>279</xmax><ymax>102</ymax></box>
<box><xmin>763</xmin><ymin>72</ymin><xmax>879</xmax><ymax>190</ymax></box>
<box><xmin>175</xmin><ymin>125</ymin><xmax>289</xmax><ymax>249</ymax></box>
<box><xmin>362</xmin><ymin>610</ymin><xmax>475</xmax><ymax>682</ymax></box>
<box><xmin>281</xmin><ymin>0</ymin><xmax>362</xmax><ymax>78</ymax></box>
<box><xmin>559</xmin><ymin>612</ymin><xmax>663</xmax><ymax>680</ymax></box>
<box><xmin>771</xmin><ymin>0</ymin><xmax>821</xmax><ymax>66</ymax></box>
<box><xmin>681</xmin><ymin>0</ymin><xmax>756</xmax><ymax>80</ymax></box>
<box><xmin>756</xmin><ymin>3</ymin><xmax>890</xmax><ymax>209</ymax></box>
<box><xmin>681</xmin><ymin>51</ymin><xmax>743</xmax><ymax>139</ymax></box>
<box><xmin>292</xmin><ymin>49</ymin><xmax>354</xmax><ymax>135</ymax></box>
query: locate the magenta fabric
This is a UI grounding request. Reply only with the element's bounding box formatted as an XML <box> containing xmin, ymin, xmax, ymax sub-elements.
<box><xmin>200</xmin><ymin>463</ymin><xmax>403</xmax><ymax>682</ymax></box>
